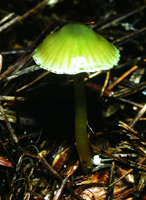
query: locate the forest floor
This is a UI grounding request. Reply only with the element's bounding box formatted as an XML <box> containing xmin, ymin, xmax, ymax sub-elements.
<box><xmin>0</xmin><ymin>0</ymin><xmax>146</xmax><ymax>199</ymax></box>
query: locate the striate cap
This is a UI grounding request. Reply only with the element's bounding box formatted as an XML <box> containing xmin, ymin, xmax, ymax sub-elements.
<box><xmin>33</xmin><ymin>23</ymin><xmax>120</xmax><ymax>75</ymax></box>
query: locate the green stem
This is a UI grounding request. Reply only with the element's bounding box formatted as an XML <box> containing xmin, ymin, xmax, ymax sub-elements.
<box><xmin>73</xmin><ymin>73</ymin><xmax>93</xmax><ymax>174</ymax></box>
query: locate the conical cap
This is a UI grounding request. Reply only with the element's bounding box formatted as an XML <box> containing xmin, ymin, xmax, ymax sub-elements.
<box><xmin>33</xmin><ymin>23</ymin><xmax>120</xmax><ymax>75</ymax></box>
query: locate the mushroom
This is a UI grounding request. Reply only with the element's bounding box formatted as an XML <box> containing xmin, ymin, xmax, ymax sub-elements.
<box><xmin>33</xmin><ymin>23</ymin><xmax>120</xmax><ymax>174</ymax></box>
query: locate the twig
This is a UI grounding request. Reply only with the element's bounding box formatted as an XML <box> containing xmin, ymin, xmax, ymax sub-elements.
<box><xmin>100</xmin><ymin>71</ymin><xmax>110</xmax><ymax>97</ymax></box>
<box><xmin>109</xmin><ymin>157</ymin><xmax>146</xmax><ymax>188</ymax></box>
<box><xmin>0</xmin><ymin>95</ymin><xmax>25</xmax><ymax>101</ymax></box>
<box><xmin>0</xmin><ymin>16</ymin><xmax>19</xmax><ymax>33</ymax></box>
<box><xmin>6</xmin><ymin>65</ymin><xmax>40</xmax><ymax>81</ymax></box>
<box><xmin>108</xmin><ymin>65</ymin><xmax>139</xmax><ymax>90</ymax></box>
<box><xmin>0</xmin><ymin>12</ymin><xmax>15</xmax><ymax>25</ymax></box>
<box><xmin>0</xmin><ymin>101</ymin><xmax>18</xmax><ymax>144</ymax></box>
<box><xmin>38</xmin><ymin>155</ymin><xmax>84</xmax><ymax>200</ymax></box>
<box><xmin>106</xmin><ymin>162</ymin><xmax>115</xmax><ymax>200</ymax></box>
<box><xmin>0</xmin><ymin>21</ymin><xmax>52</xmax><ymax>81</ymax></box>
<box><xmin>114</xmin><ymin>26</ymin><xmax>146</xmax><ymax>46</ymax></box>
<box><xmin>98</xmin><ymin>5</ymin><xmax>146</xmax><ymax>31</ymax></box>
<box><xmin>129</xmin><ymin>103</ymin><xmax>146</xmax><ymax>128</ymax></box>
<box><xmin>0</xmin><ymin>0</ymin><xmax>49</xmax><ymax>33</ymax></box>
<box><xmin>119</xmin><ymin>98</ymin><xmax>143</xmax><ymax>108</ymax></box>
<box><xmin>86</xmin><ymin>82</ymin><xmax>114</xmax><ymax>97</ymax></box>
<box><xmin>113</xmin><ymin>81</ymin><xmax>146</xmax><ymax>98</ymax></box>
<box><xmin>16</xmin><ymin>71</ymin><xmax>50</xmax><ymax>93</ymax></box>
<box><xmin>0</xmin><ymin>54</ymin><xmax>2</xmax><ymax>73</ymax></box>
<box><xmin>53</xmin><ymin>161</ymin><xmax>79</xmax><ymax>200</ymax></box>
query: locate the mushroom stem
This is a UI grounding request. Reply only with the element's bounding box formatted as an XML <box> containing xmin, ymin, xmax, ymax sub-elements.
<box><xmin>73</xmin><ymin>73</ymin><xmax>93</xmax><ymax>174</ymax></box>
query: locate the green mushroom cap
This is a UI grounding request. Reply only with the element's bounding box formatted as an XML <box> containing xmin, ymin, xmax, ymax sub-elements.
<box><xmin>33</xmin><ymin>23</ymin><xmax>120</xmax><ymax>75</ymax></box>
